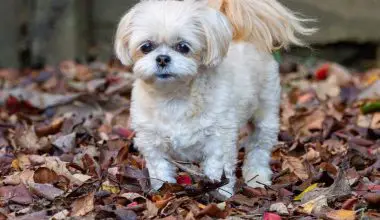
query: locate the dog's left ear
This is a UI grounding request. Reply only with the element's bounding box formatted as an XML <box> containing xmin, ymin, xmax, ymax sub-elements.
<box><xmin>200</xmin><ymin>7</ymin><xmax>233</xmax><ymax>67</ymax></box>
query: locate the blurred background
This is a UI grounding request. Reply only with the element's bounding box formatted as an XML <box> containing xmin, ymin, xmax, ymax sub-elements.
<box><xmin>0</xmin><ymin>0</ymin><xmax>380</xmax><ymax>70</ymax></box>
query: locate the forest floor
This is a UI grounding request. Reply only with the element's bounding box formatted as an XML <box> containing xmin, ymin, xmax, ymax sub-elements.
<box><xmin>0</xmin><ymin>56</ymin><xmax>379</xmax><ymax>219</ymax></box>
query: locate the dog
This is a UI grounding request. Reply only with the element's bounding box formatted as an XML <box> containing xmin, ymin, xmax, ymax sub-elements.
<box><xmin>115</xmin><ymin>0</ymin><xmax>314</xmax><ymax>197</ymax></box>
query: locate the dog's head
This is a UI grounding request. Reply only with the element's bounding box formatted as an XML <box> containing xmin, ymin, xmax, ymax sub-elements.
<box><xmin>114</xmin><ymin>0</ymin><xmax>232</xmax><ymax>84</ymax></box>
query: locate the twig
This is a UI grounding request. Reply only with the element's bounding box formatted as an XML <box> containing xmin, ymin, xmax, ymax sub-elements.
<box><xmin>255</xmin><ymin>181</ymin><xmax>277</xmax><ymax>192</ymax></box>
<box><xmin>272</xmin><ymin>168</ymin><xmax>290</xmax><ymax>181</ymax></box>
<box><xmin>166</xmin><ymin>158</ymin><xmax>206</xmax><ymax>178</ymax></box>
<box><xmin>246</xmin><ymin>174</ymin><xmax>259</xmax><ymax>184</ymax></box>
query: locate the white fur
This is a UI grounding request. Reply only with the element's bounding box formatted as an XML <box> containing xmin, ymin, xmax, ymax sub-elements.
<box><xmin>115</xmin><ymin>0</ymin><xmax>313</xmax><ymax>197</ymax></box>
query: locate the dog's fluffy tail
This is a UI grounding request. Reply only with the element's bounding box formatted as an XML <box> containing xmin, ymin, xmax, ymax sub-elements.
<box><xmin>209</xmin><ymin>0</ymin><xmax>316</xmax><ymax>52</ymax></box>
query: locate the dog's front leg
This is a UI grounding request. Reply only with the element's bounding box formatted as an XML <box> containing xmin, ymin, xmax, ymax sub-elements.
<box><xmin>134</xmin><ymin>133</ymin><xmax>176</xmax><ymax>191</ymax></box>
<box><xmin>203</xmin><ymin>134</ymin><xmax>237</xmax><ymax>198</ymax></box>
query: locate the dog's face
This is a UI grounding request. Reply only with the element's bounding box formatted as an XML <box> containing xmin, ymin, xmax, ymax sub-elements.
<box><xmin>115</xmin><ymin>0</ymin><xmax>232</xmax><ymax>84</ymax></box>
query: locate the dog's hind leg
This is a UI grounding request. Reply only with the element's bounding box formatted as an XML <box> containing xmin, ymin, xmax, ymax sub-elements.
<box><xmin>243</xmin><ymin>66</ymin><xmax>280</xmax><ymax>188</ymax></box>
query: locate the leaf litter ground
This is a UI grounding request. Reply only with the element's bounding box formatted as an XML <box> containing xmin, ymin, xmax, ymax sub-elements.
<box><xmin>0</xmin><ymin>58</ymin><xmax>379</xmax><ymax>219</ymax></box>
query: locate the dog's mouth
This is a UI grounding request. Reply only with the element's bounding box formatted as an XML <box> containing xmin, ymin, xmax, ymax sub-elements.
<box><xmin>155</xmin><ymin>73</ymin><xmax>175</xmax><ymax>79</ymax></box>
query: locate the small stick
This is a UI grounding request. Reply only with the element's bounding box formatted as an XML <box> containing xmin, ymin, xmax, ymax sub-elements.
<box><xmin>166</xmin><ymin>158</ymin><xmax>206</xmax><ymax>178</ymax></box>
<box><xmin>246</xmin><ymin>174</ymin><xmax>259</xmax><ymax>184</ymax></box>
<box><xmin>255</xmin><ymin>181</ymin><xmax>277</xmax><ymax>192</ymax></box>
<box><xmin>272</xmin><ymin>168</ymin><xmax>290</xmax><ymax>181</ymax></box>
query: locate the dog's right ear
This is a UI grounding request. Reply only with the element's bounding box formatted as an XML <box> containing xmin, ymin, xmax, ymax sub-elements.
<box><xmin>200</xmin><ymin>7</ymin><xmax>233</xmax><ymax>67</ymax></box>
<box><xmin>114</xmin><ymin>7</ymin><xmax>137</xmax><ymax>66</ymax></box>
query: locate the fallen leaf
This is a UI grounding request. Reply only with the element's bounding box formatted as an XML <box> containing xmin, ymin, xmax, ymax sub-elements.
<box><xmin>145</xmin><ymin>200</ymin><xmax>159</xmax><ymax>218</ymax></box>
<box><xmin>196</xmin><ymin>203</ymin><xmax>229</xmax><ymax>219</ymax></box>
<box><xmin>52</xmin><ymin>132</ymin><xmax>76</xmax><ymax>152</ymax></box>
<box><xmin>0</xmin><ymin>153</ymin><xmax>14</xmax><ymax>176</ymax></box>
<box><xmin>294</xmin><ymin>183</ymin><xmax>318</xmax><ymax>201</ymax></box>
<box><xmin>341</xmin><ymin>197</ymin><xmax>358</xmax><ymax>210</ymax></box>
<box><xmin>0</xmin><ymin>88</ymin><xmax>81</xmax><ymax>110</ymax></box>
<box><xmin>101</xmin><ymin>180</ymin><xmax>120</xmax><ymax>194</ymax></box>
<box><xmin>371</xmin><ymin>113</ymin><xmax>380</xmax><ymax>129</ymax></box>
<box><xmin>114</xmin><ymin>208</ymin><xmax>138</xmax><ymax>220</ymax></box>
<box><xmin>177</xmin><ymin>173</ymin><xmax>192</xmax><ymax>185</ymax></box>
<box><xmin>282</xmin><ymin>156</ymin><xmax>309</xmax><ymax>180</ymax></box>
<box><xmin>263</xmin><ymin>212</ymin><xmax>282</xmax><ymax>220</ymax></box>
<box><xmin>297</xmin><ymin>195</ymin><xmax>327</xmax><ymax>215</ymax></box>
<box><xmin>302</xmin><ymin>148</ymin><xmax>321</xmax><ymax>164</ymax></box>
<box><xmin>35</xmin><ymin>117</ymin><xmax>64</xmax><ymax>137</ymax></box>
<box><xmin>29</xmin><ymin>182</ymin><xmax>64</xmax><ymax>200</ymax></box>
<box><xmin>364</xmin><ymin>192</ymin><xmax>380</xmax><ymax>205</ymax></box>
<box><xmin>51</xmin><ymin>209</ymin><xmax>69</xmax><ymax>219</ymax></box>
<box><xmin>229</xmin><ymin>194</ymin><xmax>258</xmax><ymax>207</ymax></box>
<box><xmin>33</xmin><ymin>167</ymin><xmax>58</xmax><ymax>184</ymax></box>
<box><xmin>14</xmin><ymin>125</ymin><xmax>50</xmax><ymax>153</ymax></box>
<box><xmin>289</xmin><ymin>109</ymin><xmax>326</xmax><ymax>136</ymax></box>
<box><xmin>315</xmin><ymin>63</ymin><xmax>330</xmax><ymax>80</ymax></box>
<box><xmin>361</xmin><ymin>101</ymin><xmax>380</xmax><ymax>114</ymax></box>
<box><xmin>358</xmin><ymin>80</ymin><xmax>380</xmax><ymax>100</ymax></box>
<box><xmin>269</xmin><ymin>202</ymin><xmax>289</xmax><ymax>215</ymax></box>
<box><xmin>325</xmin><ymin>209</ymin><xmax>355</xmax><ymax>220</ymax></box>
<box><xmin>71</xmin><ymin>191</ymin><xmax>95</xmax><ymax>216</ymax></box>
<box><xmin>0</xmin><ymin>184</ymin><xmax>33</xmax><ymax>205</ymax></box>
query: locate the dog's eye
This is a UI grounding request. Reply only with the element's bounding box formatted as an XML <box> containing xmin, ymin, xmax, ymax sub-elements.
<box><xmin>140</xmin><ymin>41</ymin><xmax>154</xmax><ymax>54</ymax></box>
<box><xmin>175</xmin><ymin>42</ymin><xmax>190</xmax><ymax>54</ymax></box>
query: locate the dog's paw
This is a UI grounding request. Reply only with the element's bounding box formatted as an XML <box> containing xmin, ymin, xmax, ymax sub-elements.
<box><xmin>243</xmin><ymin>167</ymin><xmax>272</xmax><ymax>188</ymax></box>
<box><xmin>217</xmin><ymin>185</ymin><xmax>234</xmax><ymax>199</ymax></box>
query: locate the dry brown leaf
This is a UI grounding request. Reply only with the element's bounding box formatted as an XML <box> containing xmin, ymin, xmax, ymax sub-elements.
<box><xmin>357</xmin><ymin>114</ymin><xmax>372</xmax><ymax>128</ymax></box>
<box><xmin>302</xmin><ymin>147</ymin><xmax>321</xmax><ymax>164</ymax></box>
<box><xmin>52</xmin><ymin>132</ymin><xmax>76</xmax><ymax>153</ymax></box>
<box><xmin>145</xmin><ymin>200</ymin><xmax>159</xmax><ymax>218</ymax></box>
<box><xmin>44</xmin><ymin>156</ymin><xmax>84</xmax><ymax>186</ymax></box>
<box><xmin>29</xmin><ymin>183</ymin><xmax>64</xmax><ymax>200</ymax></box>
<box><xmin>358</xmin><ymin>80</ymin><xmax>380</xmax><ymax>100</ymax></box>
<box><xmin>322</xmin><ymin>139</ymin><xmax>347</xmax><ymax>155</ymax></box>
<box><xmin>325</xmin><ymin>209</ymin><xmax>356</xmax><ymax>220</ymax></box>
<box><xmin>14</xmin><ymin>126</ymin><xmax>50</xmax><ymax>153</ymax></box>
<box><xmin>0</xmin><ymin>184</ymin><xmax>33</xmax><ymax>205</ymax></box>
<box><xmin>2</xmin><ymin>170</ymin><xmax>34</xmax><ymax>185</ymax></box>
<box><xmin>297</xmin><ymin>195</ymin><xmax>328</xmax><ymax>215</ymax></box>
<box><xmin>196</xmin><ymin>203</ymin><xmax>229</xmax><ymax>219</ymax></box>
<box><xmin>71</xmin><ymin>191</ymin><xmax>95</xmax><ymax>217</ymax></box>
<box><xmin>289</xmin><ymin>109</ymin><xmax>326</xmax><ymax>136</ymax></box>
<box><xmin>35</xmin><ymin>117</ymin><xmax>64</xmax><ymax>137</ymax></box>
<box><xmin>269</xmin><ymin>202</ymin><xmax>289</xmax><ymax>215</ymax></box>
<box><xmin>371</xmin><ymin>113</ymin><xmax>380</xmax><ymax>129</ymax></box>
<box><xmin>282</xmin><ymin>156</ymin><xmax>309</xmax><ymax>180</ymax></box>
<box><xmin>51</xmin><ymin>209</ymin><xmax>69</xmax><ymax>220</ymax></box>
<box><xmin>33</xmin><ymin>167</ymin><xmax>58</xmax><ymax>184</ymax></box>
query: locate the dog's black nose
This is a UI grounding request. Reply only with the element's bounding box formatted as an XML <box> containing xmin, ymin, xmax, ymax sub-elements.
<box><xmin>156</xmin><ymin>55</ymin><xmax>171</xmax><ymax>67</ymax></box>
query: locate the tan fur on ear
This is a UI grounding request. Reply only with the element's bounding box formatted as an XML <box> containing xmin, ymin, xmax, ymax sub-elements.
<box><xmin>207</xmin><ymin>0</ymin><xmax>223</xmax><ymax>10</ymax></box>
<box><xmin>212</xmin><ymin>0</ymin><xmax>316</xmax><ymax>52</ymax></box>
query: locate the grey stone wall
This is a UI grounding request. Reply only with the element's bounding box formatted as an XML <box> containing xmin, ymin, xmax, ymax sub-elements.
<box><xmin>0</xmin><ymin>0</ymin><xmax>20</xmax><ymax>68</ymax></box>
<box><xmin>280</xmin><ymin>0</ymin><xmax>380</xmax><ymax>44</ymax></box>
<box><xmin>0</xmin><ymin>0</ymin><xmax>379</xmax><ymax>67</ymax></box>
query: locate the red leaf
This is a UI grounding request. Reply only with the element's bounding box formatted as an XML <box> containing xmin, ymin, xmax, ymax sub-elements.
<box><xmin>127</xmin><ymin>201</ymin><xmax>138</xmax><ymax>208</ymax></box>
<box><xmin>263</xmin><ymin>212</ymin><xmax>282</xmax><ymax>220</ymax></box>
<box><xmin>342</xmin><ymin>197</ymin><xmax>358</xmax><ymax>210</ymax></box>
<box><xmin>315</xmin><ymin>63</ymin><xmax>330</xmax><ymax>80</ymax></box>
<box><xmin>176</xmin><ymin>173</ymin><xmax>192</xmax><ymax>185</ymax></box>
<box><xmin>113</xmin><ymin>127</ymin><xmax>135</xmax><ymax>139</ymax></box>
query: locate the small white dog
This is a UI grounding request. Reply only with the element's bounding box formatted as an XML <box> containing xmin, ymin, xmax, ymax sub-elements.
<box><xmin>115</xmin><ymin>0</ymin><xmax>314</xmax><ymax>197</ymax></box>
